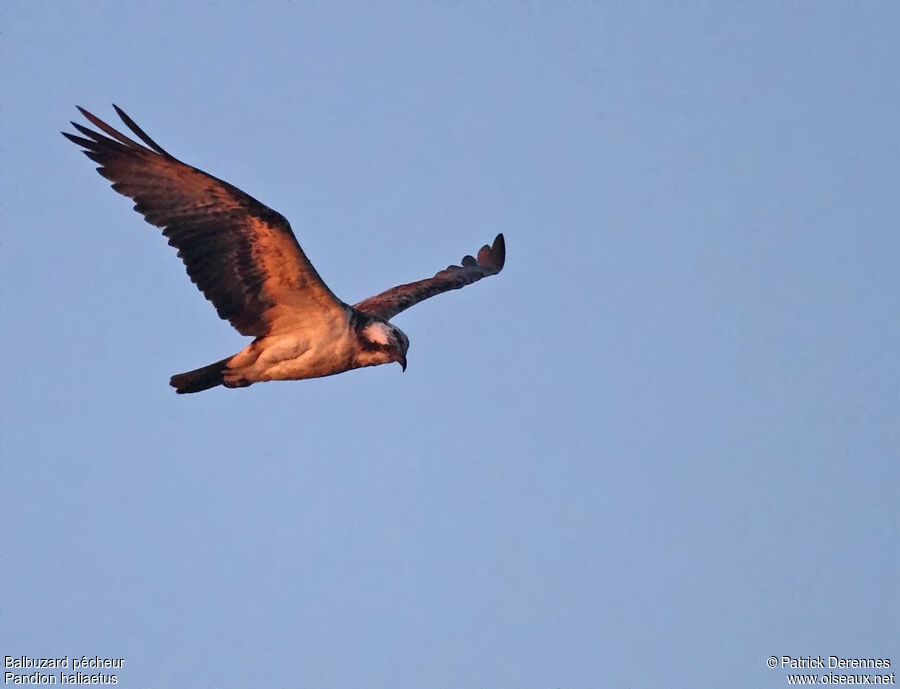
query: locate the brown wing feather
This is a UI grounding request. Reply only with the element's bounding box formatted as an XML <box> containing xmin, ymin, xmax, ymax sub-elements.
<box><xmin>63</xmin><ymin>106</ymin><xmax>346</xmax><ymax>337</ymax></box>
<box><xmin>354</xmin><ymin>234</ymin><xmax>505</xmax><ymax>321</ymax></box>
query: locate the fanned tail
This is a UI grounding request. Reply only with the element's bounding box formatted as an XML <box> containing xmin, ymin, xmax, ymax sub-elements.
<box><xmin>170</xmin><ymin>358</ymin><xmax>230</xmax><ymax>394</ymax></box>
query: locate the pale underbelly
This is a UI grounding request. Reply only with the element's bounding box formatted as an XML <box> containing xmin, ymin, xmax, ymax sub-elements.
<box><xmin>226</xmin><ymin>333</ymin><xmax>354</xmax><ymax>384</ymax></box>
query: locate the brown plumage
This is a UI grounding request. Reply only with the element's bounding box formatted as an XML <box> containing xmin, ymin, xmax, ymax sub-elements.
<box><xmin>63</xmin><ymin>106</ymin><xmax>506</xmax><ymax>393</ymax></box>
<box><xmin>353</xmin><ymin>234</ymin><xmax>506</xmax><ymax>320</ymax></box>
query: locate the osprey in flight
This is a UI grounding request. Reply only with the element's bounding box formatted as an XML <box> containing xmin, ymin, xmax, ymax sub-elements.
<box><xmin>63</xmin><ymin>106</ymin><xmax>505</xmax><ymax>394</ymax></box>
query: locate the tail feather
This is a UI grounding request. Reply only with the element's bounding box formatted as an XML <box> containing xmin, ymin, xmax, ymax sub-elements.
<box><xmin>170</xmin><ymin>358</ymin><xmax>230</xmax><ymax>394</ymax></box>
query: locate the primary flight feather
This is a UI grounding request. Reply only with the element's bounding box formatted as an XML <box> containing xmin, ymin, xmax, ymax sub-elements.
<box><xmin>63</xmin><ymin>106</ymin><xmax>505</xmax><ymax>393</ymax></box>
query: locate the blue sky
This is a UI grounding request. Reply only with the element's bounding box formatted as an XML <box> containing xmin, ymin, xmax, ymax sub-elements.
<box><xmin>2</xmin><ymin>2</ymin><xmax>898</xmax><ymax>688</ymax></box>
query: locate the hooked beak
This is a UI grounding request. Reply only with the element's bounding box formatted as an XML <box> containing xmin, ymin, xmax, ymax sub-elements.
<box><xmin>398</xmin><ymin>353</ymin><xmax>407</xmax><ymax>372</ymax></box>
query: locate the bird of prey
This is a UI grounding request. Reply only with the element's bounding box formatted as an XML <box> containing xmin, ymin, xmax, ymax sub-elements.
<box><xmin>63</xmin><ymin>106</ymin><xmax>505</xmax><ymax>394</ymax></box>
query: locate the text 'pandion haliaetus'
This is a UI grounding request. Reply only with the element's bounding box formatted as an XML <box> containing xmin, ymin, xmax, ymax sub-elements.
<box><xmin>63</xmin><ymin>106</ymin><xmax>505</xmax><ymax>393</ymax></box>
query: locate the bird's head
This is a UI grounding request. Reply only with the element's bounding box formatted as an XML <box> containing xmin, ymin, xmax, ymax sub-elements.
<box><xmin>354</xmin><ymin>317</ymin><xmax>409</xmax><ymax>372</ymax></box>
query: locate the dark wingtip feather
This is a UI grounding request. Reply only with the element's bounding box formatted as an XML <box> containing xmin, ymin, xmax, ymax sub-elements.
<box><xmin>112</xmin><ymin>103</ymin><xmax>170</xmax><ymax>156</ymax></box>
<box><xmin>62</xmin><ymin>131</ymin><xmax>95</xmax><ymax>148</ymax></box>
<box><xmin>493</xmin><ymin>233</ymin><xmax>505</xmax><ymax>266</ymax></box>
<box><xmin>71</xmin><ymin>121</ymin><xmax>108</xmax><ymax>143</ymax></box>
<box><xmin>475</xmin><ymin>233</ymin><xmax>505</xmax><ymax>273</ymax></box>
<box><xmin>75</xmin><ymin>106</ymin><xmax>139</xmax><ymax>147</ymax></box>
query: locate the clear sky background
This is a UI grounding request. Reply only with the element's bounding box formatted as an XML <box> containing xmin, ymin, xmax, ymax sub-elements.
<box><xmin>2</xmin><ymin>3</ymin><xmax>898</xmax><ymax>688</ymax></box>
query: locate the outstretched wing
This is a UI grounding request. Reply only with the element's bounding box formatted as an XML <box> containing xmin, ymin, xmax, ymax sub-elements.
<box><xmin>354</xmin><ymin>234</ymin><xmax>505</xmax><ymax>321</ymax></box>
<box><xmin>63</xmin><ymin>106</ymin><xmax>347</xmax><ymax>337</ymax></box>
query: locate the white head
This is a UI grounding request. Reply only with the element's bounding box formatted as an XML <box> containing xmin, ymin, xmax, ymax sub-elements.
<box><xmin>355</xmin><ymin>318</ymin><xmax>409</xmax><ymax>371</ymax></box>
